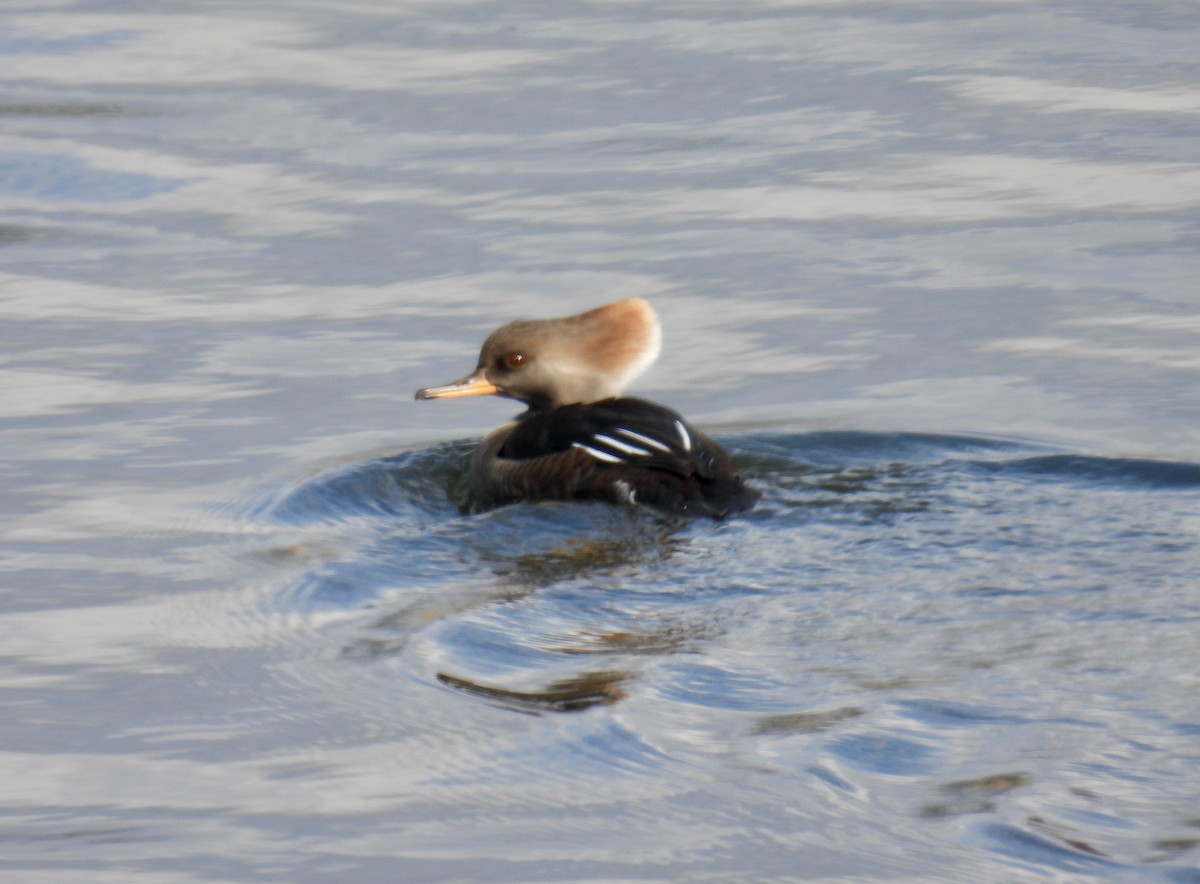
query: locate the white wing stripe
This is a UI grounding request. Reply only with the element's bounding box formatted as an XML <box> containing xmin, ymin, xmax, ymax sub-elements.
<box><xmin>674</xmin><ymin>420</ymin><xmax>692</xmax><ymax>452</ymax></box>
<box><xmin>616</xmin><ymin>428</ymin><xmax>671</xmax><ymax>452</ymax></box>
<box><xmin>573</xmin><ymin>442</ymin><xmax>624</xmax><ymax>463</ymax></box>
<box><xmin>614</xmin><ymin>480</ymin><xmax>638</xmax><ymax>505</ymax></box>
<box><xmin>592</xmin><ymin>433</ymin><xmax>651</xmax><ymax>456</ymax></box>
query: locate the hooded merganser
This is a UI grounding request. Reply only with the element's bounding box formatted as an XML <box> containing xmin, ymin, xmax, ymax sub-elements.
<box><xmin>415</xmin><ymin>298</ymin><xmax>758</xmax><ymax>518</ymax></box>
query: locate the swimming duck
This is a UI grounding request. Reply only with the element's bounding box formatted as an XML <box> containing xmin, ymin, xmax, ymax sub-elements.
<box><xmin>415</xmin><ymin>298</ymin><xmax>757</xmax><ymax>518</ymax></box>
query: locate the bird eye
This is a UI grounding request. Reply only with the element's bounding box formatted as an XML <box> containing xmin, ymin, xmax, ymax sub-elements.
<box><xmin>503</xmin><ymin>351</ymin><xmax>528</xmax><ymax>370</ymax></box>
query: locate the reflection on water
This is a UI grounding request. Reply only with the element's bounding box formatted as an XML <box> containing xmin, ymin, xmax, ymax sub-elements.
<box><xmin>0</xmin><ymin>102</ymin><xmax>127</xmax><ymax>118</ymax></box>
<box><xmin>437</xmin><ymin>669</ymin><xmax>632</xmax><ymax>714</ymax></box>
<box><xmin>167</xmin><ymin>430</ymin><xmax>1199</xmax><ymax>876</ymax></box>
<box><xmin>3</xmin><ymin>0</ymin><xmax>1200</xmax><ymax>879</ymax></box>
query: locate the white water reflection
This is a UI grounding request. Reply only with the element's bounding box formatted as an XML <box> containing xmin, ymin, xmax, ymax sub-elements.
<box><xmin>986</xmin><ymin>336</ymin><xmax>1200</xmax><ymax>371</ymax></box>
<box><xmin>5</xmin><ymin>13</ymin><xmax>577</xmax><ymax>92</ymax></box>
<box><xmin>922</xmin><ymin>74</ymin><xmax>1200</xmax><ymax>115</ymax></box>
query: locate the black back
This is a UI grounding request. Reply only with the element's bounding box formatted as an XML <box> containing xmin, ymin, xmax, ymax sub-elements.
<box><xmin>496</xmin><ymin>398</ymin><xmax>757</xmax><ymax>518</ymax></box>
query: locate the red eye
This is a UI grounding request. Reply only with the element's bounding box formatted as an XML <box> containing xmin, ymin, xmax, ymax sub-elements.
<box><xmin>504</xmin><ymin>352</ymin><xmax>527</xmax><ymax>370</ymax></box>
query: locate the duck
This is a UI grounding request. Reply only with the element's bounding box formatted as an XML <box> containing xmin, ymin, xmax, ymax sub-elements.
<box><xmin>415</xmin><ymin>298</ymin><xmax>758</xmax><ymax>518</ymax></box>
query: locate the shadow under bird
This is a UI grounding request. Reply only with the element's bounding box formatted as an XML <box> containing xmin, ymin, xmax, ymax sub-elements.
<box><xmin>416</xmin><ymin>298</ymin><xmax>758</xmax><ymax>518</ymax></box>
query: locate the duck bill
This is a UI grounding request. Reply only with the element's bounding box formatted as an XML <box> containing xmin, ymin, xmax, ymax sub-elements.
<box><xmin>415</xmin><ymin>370</ymin><xmax>498</xmax><ymax>400</ymax></box>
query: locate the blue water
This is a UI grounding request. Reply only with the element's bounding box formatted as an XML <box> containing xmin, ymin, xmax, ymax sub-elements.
<box><xmin>3</xmin><ymin>0</ymin><xmax>1200</xmax><ymax>880</ymax></box>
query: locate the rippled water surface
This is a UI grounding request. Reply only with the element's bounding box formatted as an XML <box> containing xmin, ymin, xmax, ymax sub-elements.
<box><xmin>3</xmin><ymin>1</ymin><xmax>1199</xmax><ymax>881</ymax></box>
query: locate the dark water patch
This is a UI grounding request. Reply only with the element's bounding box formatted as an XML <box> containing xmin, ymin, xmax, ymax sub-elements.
<box><xmin>729</xmin><ymin>432</ymin><xmax>1200</xmax><ymax>497</ymax></box>
<box><xmin>898</xmin><ymin>698</ymin><xmax>1026</xmax><ymax>727</ymax></box>
<box><xmin>728</xmin><ymin>431</ymin><xmax>1037</xmax><ymax>530</ymax></box>
<box><xmin>265</xmin><ymin>532</ymin><xmax>514</xmax><ymax>633</ymax></box>
<box><xmin>977</xmin><ymin>821</ymin><xmax>1119</xmax><ymax>873</ymax></box>
<box><xmin>0</xmin><ymin>103</ymin><xmax>126</xmax><ymax>117</ymax></box>
<box><xmin>971</xmin><ymin>453</ymin><xmax>1200</xmax><ymax>490</ymax></box>
<box><xmin>957</xmin><ymin>583</ymin><xmax>1051</xmax><ymax>598</ymax></box>
<box><xmin>829</xmin><ymin>732</ymin><xmax>938</xmax><ymax>776</ymax></box>
<box><xmin>734</xmin><ymin>431</ymin><xmax>1026</xmax><ymax>471</ymax></box>
<box><xmin>553</xmin><ymin>622</ymin><xmax>716</xmax><ymax>656</ymax></box>
<box><xmin>805</xmin><ymin>764</ymin><xmax>858</xmax><ymax>793</ymax></box>
<box><xmin>753</xmin><ymin>706</ymin><xmax>865</xmax><ymax>735</ymax></box>
<box><xmin>1152</xmin><ymin>838</ymin><xmax>1200</xmax><ymax>861</ymax></box>
<box><xmin>256</xmin><ymin>441</ymin><xmax>473</xmax><ymax>526</ymax></box>
<box><xmin>0</xmin><ymin>30</ymin><xmax>138</xmax><ymax>54</ymax></box>
<box><xmin>436</xmin><ymin>669</ymin><xmax>631</xmax><ymax>714</ymax></box>
<box><xmin>1164</xmin><ymin>867</ymin><xmax>1200</xmax><ymax>884</ymax></box>
<box><xmin>0</xmin><ymin>224</ymin><xmax>36</xmax><ymax>245</ymax></box>
<box><xmin>920</xmin><ymin>772</ymin><xmax>1032</xmax><ymax>819</ymax></box>
<box><xmin>470</xmin><ymin>505</ymin><xmax>685</xmax><ymax>589</ymax></box>
<box><xmin>0</xmin><ymin>816</ymin><xmax>156</xmax><ymax>846</ymax></box>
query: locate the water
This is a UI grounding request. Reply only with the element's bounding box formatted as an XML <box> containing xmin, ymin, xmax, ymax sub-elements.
<box><xmin>3</xmin><ymin>0</ymin><xmax>1199</xmax><ymax>880</ymax></box>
